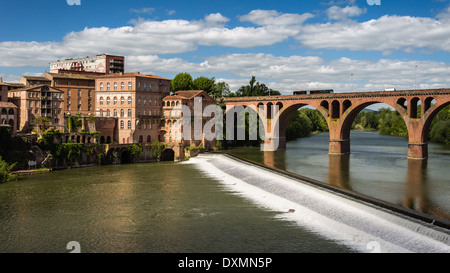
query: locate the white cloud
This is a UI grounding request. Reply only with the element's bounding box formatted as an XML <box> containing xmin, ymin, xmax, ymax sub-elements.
<box><xmin>297</xmin><ymin>14</ymin><xmax>450</xmax><ymax>53</ymax></box>
<box><xmin>326</xmin><ymin>5</ymin><xmax>366</xmax><ymax>20</ymax></box>
<box><xmin>129</xmin><ymin>7</ymin><xmax>155</xmax><ymax>14</ymax></box>
<box><xmin>0</xmin><ymin>10</ymin><xmax>313</xmax><ymax>67</ymax></box>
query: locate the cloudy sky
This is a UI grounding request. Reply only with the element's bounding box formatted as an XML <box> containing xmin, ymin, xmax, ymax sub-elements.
<box><xmin>1</xmin><ymin>0</ymin><xmax>450</xmax><ymax>94</ymax></box>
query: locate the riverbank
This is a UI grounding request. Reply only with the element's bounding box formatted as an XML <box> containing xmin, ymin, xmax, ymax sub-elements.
<box><xmin>190</xmin><ymin>153</ymin><xmax>450</xmax><ymax>252</ymax></box>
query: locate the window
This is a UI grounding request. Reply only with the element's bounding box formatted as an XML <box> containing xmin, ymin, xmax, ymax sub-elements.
<box><xmin>78</xmin><ymin>90</ymin><xmax>81</xmax><ymax>97</ymax></box>
<box><xmin>144</xmin><ymin>82</ymin><xmax>147</xmax><ymax>90</ymax></box>
<box><xmin>138</xmin><ymin>97</ymin><xmax>141</xmax><ymax>105</ymax></box>
<box><xmin>128</xmin><ymin>82</ymin><xmax>132</xmax><ymax>90</ymax></box>
<box><xmin>128</xmin><ymin>109</ymin><xmax>131</xmax><ymax>117</ymax></box>
<box><xmin>78</xmin><ymin>99</ymin><xmax>81</xmax><ymax>105</ymax></box>
<box><xmin>106</xmin><ymin>97</ymin><xmax>110</xmax><ymax>105</ymax></box>
<box><xmin>100</xmin><ymin>97</ymin><xmax>104</xmax><ymax>105</ymax></box>
<box><xmin>113</xmin><ymin>109</ymin><xmax>117</xmax><ymax>117</ymax></box>
<box><xmin>113</xmin><ymin>97</ymin><xmax>117</xmax><ymax>105</ymax></box>
<box><xmin>120</xmin><ymin>120</ymin><xmax>124</xmax><ymax>129</ymax></box>
<box><xmin>114</xmin><ymin>82</ymin><xmax>117</xmax><ymax>90</ymax></box>
<box><xmin>107</xmin><ymin>109</ymin><xmax>111</xmax><ymax>117</ymax></box>
<box><xmin>120</xmin><ymin>109</ymin><xmax>124</xmax><ymax>117</ymax></box>
<box><xmin>128</xmin><ymin>120</ymin><xmax>132</xmax><ymax>129</ymax></box>
<box><xmin>149</xmin><ymin>98</ymin><xmax>152</xmax><ymax>105</ymax></box>
<box><xmin>100</xmin><ymin>83</ymin><xmax>103</xmax><ymax>91</ymax></box>
<box><xmin>107</xmin><ymin>82</ymin><xmax>110</xmax><ymax>90</ymax></box>
<box><xmin>128</xmin><ymin>96</ymin><xmax>132</xmax><ymax>105</ymax></box>
<box><xmin>121</xmin><ymin>82</ymin><xmax>124</xmax><ymax>90</ymax></box>
<box><xmin>88</xmin><ymin>90</ymin><xmax>92</xmax><ymax>97</ymax></box>
<box><xmin>67</xmin><ymin>89</ymin><xmax>71</xmax><ymax>97</ymax></box>
<box><xmin>120</xmin><ymin>96</ymin><xmax>124</xmax><ymax>105</ymax></box>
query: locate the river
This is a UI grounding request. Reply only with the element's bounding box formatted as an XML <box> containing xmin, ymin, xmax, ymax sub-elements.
<box><xmin>0</xmin><ymin>131</ymin><xmax>449</xmax><ymax>253</ymax></box>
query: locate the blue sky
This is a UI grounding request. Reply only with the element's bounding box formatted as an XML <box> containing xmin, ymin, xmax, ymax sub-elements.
<box><xmin>1</xmin><ymin>0</ymin><xmax>450</xmax><ymax>94</ymax></box>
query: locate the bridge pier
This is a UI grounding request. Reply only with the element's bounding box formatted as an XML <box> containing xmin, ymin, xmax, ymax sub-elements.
<box><xmin>329</xmin><ymin>139</ymin><xmax>350</xmax><ymax>155</ymax></box>
<box><xmin>262</xmin><ymin>137</ymin><xmax>286</xmax><ymax>151</ymax></box>
<box><xmin>408</xmin><ymin>143</ymin><xmax>428</xmax><ymax>160</ymax></box>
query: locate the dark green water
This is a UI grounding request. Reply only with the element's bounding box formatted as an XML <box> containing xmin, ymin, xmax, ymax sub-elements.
<box><xmin>0</xmin><ymin>161</ymin><xmax>352</xmax><ymax>253</ymax></box>
<box><xmin>228</xmin><ymin>131</ymin><xmax>450</xmax><ymax>222</ymax></box>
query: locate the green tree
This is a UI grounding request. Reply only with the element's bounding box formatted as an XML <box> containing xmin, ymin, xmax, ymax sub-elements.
<box><xmin>236</xmin><ymin>76</ymin><xmax>280</xmax><ymax>97</ymax></box>
<box><xmin>171</xmin><ymin>72</ymin><xmax>194</xmax><ymax>91</ymax></box>
<box><xmin>150</xmin><ymin>140</ymin><xmax>166</xmax><ymax>161</ymax></box>
<box><xmin>67</xmin><ymin>116</ymin><xmax>83</xmax><ymax>133</ymax></box>
<box><xmin>193</xmin><ymin>76</ymin><xmax>215</xmax><ymax>94</ymax></box>
<box><xmin>214</xmin><ymin>81</ymin><xmax>232</xmax><ymax>98</ymax></box>
<box><xmin>33</xmin><ymin>116</ymin><xmax>51</xmax><ymax>132</ymax></box>
<box><xmin>128</xmin><ymin>143</ymin><xmax>143</xmax><ymax>160</ymax></box>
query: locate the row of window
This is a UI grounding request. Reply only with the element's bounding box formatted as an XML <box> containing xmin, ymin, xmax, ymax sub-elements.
<box><xmin>56</xmin><ymin>80</ymin><xmax>93</xmax><ymax>87</ymax></box>
<box><xmin>28</xmin><ymin>92</ymin><xmax>63</xmax><ymax>99</ymax></box>
<box><xmin>29</xmin><ymin>101</ymin><xmax>62</xmax><ymax>108</ymax></box>
<box><xmin>98</xmin><ymin>96</ymin><xmax>159</xmax><ymax>106</ymax></box>
<box><xmin>67</xmin><ymin>89</ymin><xmax>92</xmax><ymax>97</ymax></box>
<box><xmin>99</xmin><ymin>81</ymin><xmax>168</xmax><ymax>92</ymax></box>
<box><xmin>0</xmin><ymin>108</ymin><xmax>14</xmax><ymax>115</ymax></box>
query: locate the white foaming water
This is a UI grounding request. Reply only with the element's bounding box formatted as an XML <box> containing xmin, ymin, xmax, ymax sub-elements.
<box><xmin>185</xmin><ymin>154</ymin><xmax>450</xmax><ymax>253</ymax></box>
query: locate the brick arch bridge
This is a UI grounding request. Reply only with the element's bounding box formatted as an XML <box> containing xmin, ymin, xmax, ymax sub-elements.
<box><xmin>221</xmin><ymin>88</ymin><xmax>450</xmax><ymax>159</ymax></box>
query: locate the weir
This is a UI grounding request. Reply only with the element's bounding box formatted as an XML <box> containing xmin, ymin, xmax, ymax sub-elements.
<box><xmin>188</xmin><ymin>153</ymin><xmax>450</xmax><ymax>253</ymax></box>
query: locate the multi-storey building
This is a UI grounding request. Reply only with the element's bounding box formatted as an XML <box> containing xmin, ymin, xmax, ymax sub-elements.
<box><xmin>8</xmin><ymin>85</ymin><xmax>64</xmax><ymax>132</ymax></box>
<box><xmin>95</xmin><ymin>72</ymin><xmax>171</xmax><ymax>144</ymax></box>
<box><xmin>0</xmin><ymin>79</ymin><xmax>23</xmax><ymax>134</ymax></box>
<box><xmin>162</xmin><ymin>90</ymin><xmax>217</xmax><ymax>148</ymax></box>
<box><xmin>49</xmin><ymin>54</ymin><xmax>125</xmax><ymax>75</ymax></box>
<box><xmin>19</xmin><ymin>76</ymin><xmax>51</xmax><ymax>87</ymax></box>
<box><xmin>42</xmin><ymin>72</ymin><xmax>96</xmax><ymax>116</ymax></box>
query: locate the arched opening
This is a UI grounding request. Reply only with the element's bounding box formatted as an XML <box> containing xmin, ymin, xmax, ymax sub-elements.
<box><xmin>8</xmin><ymin>109</ymin><xmax>14</xmax><ymax>115</ymax></box>
<box><xmin>343</xmin><ymin>100</ymin><xmax>352</xmax><ymax>114</ymax></box>
<box><xmin>120</xmin><ymin>150</ymin><xmax>132</xmax><ymax>164</ymax></box>
<box><xmin>139</xmin><ymin>135</ymin><xmax>143</xmax><ymax>143</ymax></box>
<box><xmin>223</xmin><ymin>105</ymin><xmax>266</xmax><ymax>148</ymax></box>
<box><xmin>320</xmin><ymin>100</ymin><xmax>329</xmax><ymax>111</ymax></box>
<box><xmin>1</xmin><ymin>108</ymin><xmax>6</xmax><ymax>115</ymax></box>
<box><xmin>266</xmin><ymin>102</ymin><xmax>273</xmax><ymax>120</ymax></box>
<box><xmin>331</xmin><ymin>100</ymin><xmax>340</xmax><ymax>119</ymax></box>
<box><xmin>161</xmin><ymin>149</ymin><xmax>175</xmax><ymax>161</ymax></box>
<box><xmin>409</xmin><ymin>97</ymin><xmax>421</xmax><ymax>119</ymax></box>
<box><xmin>100</xmin><ymin>136</ymin><xmax>105</xmax><ymax>144</ymax></box>
<box><xmin>106</xmin><ymin>136</ymin><xmax>111</xmax><ymax>144</ymax></box>
<box><xmin>397</xmin><ymin>98</ymin><xmax>407</xmax><ymax>110</ymax></box>
<box><xmin>422</xmin><ymin>102</ymin><xmax>450</xmax><ymax>145</ymax></box>
<box><xmin>276</xmin><ymin>104</ymin><xmax>329</xmax><ymax>150</ymax></box>
<box><xmin>423</xmin><ymin>97</ymin><xmax>435</xmax><ymax>114</ymax></box>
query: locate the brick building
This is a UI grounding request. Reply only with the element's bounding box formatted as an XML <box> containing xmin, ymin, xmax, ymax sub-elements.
<box><xmin>95</xmin><ymin>72</ymin><xmax>171</xmax><ymax>144</ymax></box>
<box><xmin>8</xmin><ymin>85</ymin><xmax>64</xmax><ymax>133</ymax></box>
<box><xmin>42</xmin><ymin>72</ymin><xmax>96</xmax><ymax>116</ymax></box>
<box><xmin>162</xmin><ymin>90</ymin><xmax>217</xmax><ymax>149</ymax></box>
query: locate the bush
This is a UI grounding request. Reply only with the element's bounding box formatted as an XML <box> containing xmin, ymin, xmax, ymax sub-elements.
<box><xmin>0</xmin><ymin>156</ymin><xmax>17</xmax><ymax>183</ymax></box>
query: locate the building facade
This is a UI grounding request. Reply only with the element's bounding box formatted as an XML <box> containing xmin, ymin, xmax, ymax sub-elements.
<box><xmin>49</xmin><ymin>54</ymin><xmax>125</xmax><ymax>75</ymax></box>
<box><xmin>42</xmin><ymin>72</ymin><xmax>96</xmax><ymax>116</ymax></box>
<box><xmin>95</xmin><ymin>72</ymin><xmax>171</xmax><ymax>144</ymax></box>
<box><xmin>162</xmin><ymin>90</ymin><xmax>217</xmax><ymax>149</ymax></box>
<box><xmin>8</xmin><ymin>85</ymin><xmax>64</xmax><ymax>133</ymax></box>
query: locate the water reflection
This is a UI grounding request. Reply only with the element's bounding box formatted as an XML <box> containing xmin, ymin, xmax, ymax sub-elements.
<box><xmin>328</xmin><ymin>154</ymin><xmax>351</xmax><ymax>190</ymax></box>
